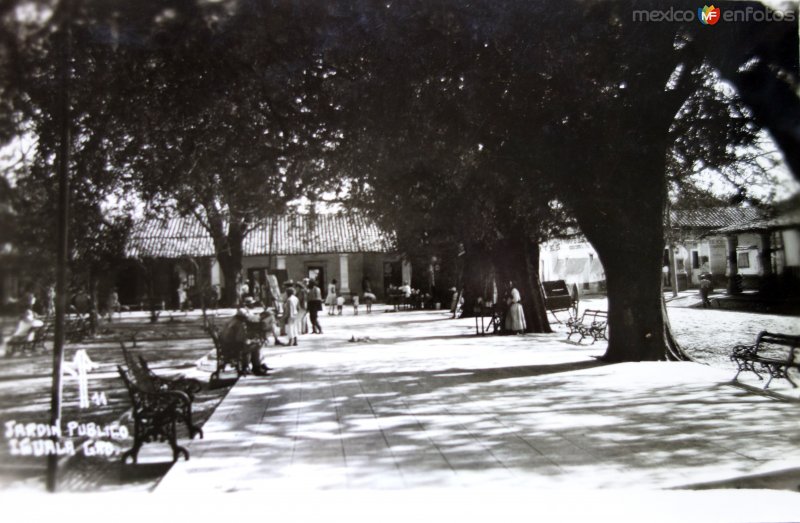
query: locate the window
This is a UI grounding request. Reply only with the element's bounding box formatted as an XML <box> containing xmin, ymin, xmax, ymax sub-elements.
<box><xmin>691</xmin><ymin>251</ymin><xmax>699</xmax><ymax>269</ymax></box>
<box><xmin>737</xmin><ymin>252</ymin><xmax>750</xmax><ymax>268</ymax></box>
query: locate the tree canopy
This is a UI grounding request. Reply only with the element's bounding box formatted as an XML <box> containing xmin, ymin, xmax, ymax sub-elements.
<box><xmin>0</xmin><ymin>0</ymin><xmax>797</xmax><ymax>360</ymax></box>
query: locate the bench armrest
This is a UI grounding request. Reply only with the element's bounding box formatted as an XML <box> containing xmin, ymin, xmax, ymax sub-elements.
<box><xmin>731</xmin><ymin>343</ymin><xmax>757</xmax><ymax>359</ymax></box>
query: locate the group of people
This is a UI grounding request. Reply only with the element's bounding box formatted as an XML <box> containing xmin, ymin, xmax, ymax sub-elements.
<box><xmin>218</xmin><ymin>275</ymin><xmax>384</xmax><ymax>375</ymax></box>
<box><xmin>323</xmin><ymin>278</ymin><xmax>376</xmax><ymax>315</ymax></box>
<box><xmin>219</xmin><ymin>278</ymin><xmax>324</xmax><ymax>375</ymax></box>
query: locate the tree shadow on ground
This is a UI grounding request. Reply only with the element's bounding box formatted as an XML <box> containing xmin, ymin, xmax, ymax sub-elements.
<box><xmin>348</xmin><ymin>360</ymin><xmax>610</xmax><ymax>388</ymax></box>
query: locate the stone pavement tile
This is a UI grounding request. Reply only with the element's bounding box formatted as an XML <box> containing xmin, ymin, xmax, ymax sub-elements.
<box><xmin>158</xmin><ymin>310</ymin><xmax>800</xmax><ymax>494</ymax></box>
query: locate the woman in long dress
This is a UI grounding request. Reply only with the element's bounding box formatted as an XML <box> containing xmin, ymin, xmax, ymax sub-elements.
<box><xmin>283</xmin><ymin>288</ymin><xmax>300</xmax><ymax>346</ymax></box>
<box><xmin>505</xmin><ymin>283</ymin><xmax>526</xmax><ymax>335</ymax></box>
<box><xmin>325</xmin><ymin>278</ymin><xmax>338</xmax><ymax>315</ymax></box>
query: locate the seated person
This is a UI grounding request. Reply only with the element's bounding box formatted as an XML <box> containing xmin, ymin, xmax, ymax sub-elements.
<box><xmin>11</xmin><ymin>308</ymin><xmax>44</xmax><ymax>341</ymax></box>
<box><xmin>3</xmin><ymin>308</ymin><xmax>44</xmax><ymax>355</ymax></box>
<box><xmin>220</xmin><ymin>309</ymin><xmax>269</xmax><ymax>376</ymax></box>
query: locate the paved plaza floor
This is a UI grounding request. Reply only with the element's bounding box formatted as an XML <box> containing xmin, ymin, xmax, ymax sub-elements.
<box><xmin>145</xmin><ymin>306</ymin><xmax>800</xmax><ymax>517</ymax></box>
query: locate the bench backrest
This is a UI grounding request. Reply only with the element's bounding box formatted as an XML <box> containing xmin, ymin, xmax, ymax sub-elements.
<box><xmin>117</xmin><ymin>365</ymin><xmax>146</xmax><ymax>412</ymax></box>
<box><xmin>581</xmin><ymin>309</ymin><xmax>608</xmax><ymax>322</ymax></box>
<box><xmin>119</xmin><ymin>340</ymin><xmax>158</xmax><ymax>393</ymax></box>
<box><xmin>755</xmin><ymin>331</ymin><xmax>800</xmax><ymax>361</ymax></box>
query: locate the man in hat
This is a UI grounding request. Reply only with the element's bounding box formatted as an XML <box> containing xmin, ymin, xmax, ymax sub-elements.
<box><xmin>220</xmin><ymin>308</ymin><xmax>270</xmax><ymax>376</ymax></box>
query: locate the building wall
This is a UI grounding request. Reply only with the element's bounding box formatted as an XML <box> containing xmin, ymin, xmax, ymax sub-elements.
<box><xmin>241</xmin><ymin>252</ymin><xmax>396</xmax><ymax>301</ymax></box>
<box><xmin>540</xmin><ymin>238</ymin><xmax>605</xmax><ymax>292</ymax></box>
<box><xmin>363</xmin><ymin>252</ymin><xmax>390</xmax><ymax>297</ymax></box>
<box><xmin>783</xmin><ymin>229</ymin><xmax>800</xmax><ymax>267</ymax></box>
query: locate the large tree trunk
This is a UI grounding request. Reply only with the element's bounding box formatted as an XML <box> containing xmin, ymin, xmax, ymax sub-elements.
<box><xmin>592</xmin><ymin>234</ymin><xmax>666</xmax><ymax>361</ymax></box>
<box><xmin>458</xmin><ymin>246</ymin><xmax>492</xmax><ymax>319</ymax></box>
<box><xmin>216</xmin><ymin>249</ymin><xmax>243</xmax><ymax>307</ymax></box>
<box><xmin>568</xmin><ymin>140</ymin><xmax>676</xmax><ymax>361</ymax></box>
<box><xmin>493</xmin><ymin>237</ymin><xmax>551</xmax><ymax>333</ymax></box>
<box><xmin>209</xmin><ymin>217</ymin><xmax>245</xmax><ymax>307</ymax></box>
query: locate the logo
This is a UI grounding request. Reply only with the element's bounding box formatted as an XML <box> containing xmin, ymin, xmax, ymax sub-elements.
<box><xmin>698</xmin><ymin>5</ymin><xmax>721</xmax><ymax>25</ymax></box>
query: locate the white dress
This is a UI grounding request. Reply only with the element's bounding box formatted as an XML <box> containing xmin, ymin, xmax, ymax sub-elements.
<box><xmin>284</xmin><ymin>295</ymin><xmax>300</xmax><ymax>338</ymax></box>
<box><xmin>325</xmin><ymin>284</ymin><xmax>337</xmax><ymax>306</ymax></box>
<box><xmin>505</xmin><ymin>288</ymin><xmax>527</xmax><ymax>332</ymax></box>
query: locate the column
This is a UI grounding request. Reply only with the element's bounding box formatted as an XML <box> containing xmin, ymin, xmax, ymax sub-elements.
<box><xmin>726</xmin><ymin>234</ymin><xmax>740</xmax><ymax>294</ymax></box>
<box><xmin>339</xmin><ymin>254</ymin><xmax>350</xmax><ymax>294</ymax></box>
<box><xmin>210</xmin><ymin>259</ymin><xmax>221</xmax><ymax>286</ymax></box>
<box><xmin>759</xmin><ymin>231</ymin><xmax>773</xmax><ymax>277</ymax></box>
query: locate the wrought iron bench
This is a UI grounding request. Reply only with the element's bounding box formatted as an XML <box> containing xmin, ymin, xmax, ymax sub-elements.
<box><xmin>731</xmin><ymin>331</ymin><xmax>800</xmax><ymax>389</ymax></box>
<box><xmin>117</xmin><ymin>365</ymin><xmax>198</xmax><ymax>464</ymax></box>
<box><xmin>566</xmin><ymin>309</ymin><xmax>608</xmax><ymax>344</ymax></box>
<box><xmin>119</xmin><ymin>340</ymin><xmax>203</xmax><ymax>438</ymax></box>
<box><xmin>136</xmin><ymin>353</ymin><xmax>203</xmax><ymax>401</ymax></box>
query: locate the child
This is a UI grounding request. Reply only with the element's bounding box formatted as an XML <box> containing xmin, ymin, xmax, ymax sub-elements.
<box><xmin>352</xmin><ymin>295</ymin><xmax>360</xmax><ymax>315</ymax></box>
<box><xmin>336</xmin><ymin>295</ymin><xmax>345</xmax><ymax>316</ymax></box>
<box><xmin>363</xmin><ymin>291</ymin><xmax>376</xmax><ymax>314</ymax></box>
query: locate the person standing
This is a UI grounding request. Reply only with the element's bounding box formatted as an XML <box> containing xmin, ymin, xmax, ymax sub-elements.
<box><xmin>363</xmin><ymin>290</ymin><xmax>376</xmax><ymax>313</ymax></box>
<box><xmin>106</xmin><ymin>288</ymin><xmax>121</xmax><ymax>323</ymax></box>
<box><xmin>177</xmin><ymin>283</ymin><xmax>187</xmax><ymax>312</ymax></box>
<box><xmin>326</xmin><ymin>278</ymin><xmax>338</xmax><ymax>315</ymax></box>
<box><xmin>504</xmin><ymin>282</ymin><xmax>526</xmax><ymax>335</ymax></box>
<box><xmin>296</xmin><ymin>280</ymin><xmax>309</xmax><ymax>334</ymax></box>
<box><xmin>699</xmin><ymin>273</ymin><xmax>713</xmax><ymax>308</ymax></box>
<box><xmin>308</xmin><ymin>280</ymin><xmax>323</xmax><ymax>334</ymax></box>
<box><xmin>283</xmin><ymin>287</ymin><xmax>300</xmax><ymax>346</ymax></box>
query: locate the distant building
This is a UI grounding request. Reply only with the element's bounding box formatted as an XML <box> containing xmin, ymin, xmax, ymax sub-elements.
<box><xmin>540</xmin><ymin>235</ymin><xmax>605</xmax><ymax>293</ymax></box>
<box><xmin>666</xmin><ymin>206</ymin><xmax>766</xmax><ymax>290</ymax></box>
<box><xmin>540</xmin><ymin>205</ymin><xmax>796</xmax><ymax>294</ymax></box>
<box><xmin>120</xmin><ymin>213</ymin><xmax>405</xmax><ymax>308</ymax></box>
<box><xmin>711</xmin><ymin>207</ymin><xmax>800</xmax><ymax>290</ymax></box>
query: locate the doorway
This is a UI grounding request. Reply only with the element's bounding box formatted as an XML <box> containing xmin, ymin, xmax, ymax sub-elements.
<box><xmin>307</xmin><ymin>265</ymin><xmax>325</xmax><ymax>290</ymax></box>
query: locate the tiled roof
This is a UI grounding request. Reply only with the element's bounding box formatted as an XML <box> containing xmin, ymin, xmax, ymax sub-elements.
<box><xmin>713</xmin><ymin>208</ymin><xmax>800</xmax><ymax>234</ymax></box>
<box><xmin>126</xmin><ymin>214</ymin><xmax>397</xmax><ymax>258</ymax></box>
<box><xmin>669</xmin><ymin>207</ymin><xmax>765</xmax><ymax>229</ymax></box>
